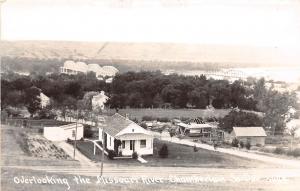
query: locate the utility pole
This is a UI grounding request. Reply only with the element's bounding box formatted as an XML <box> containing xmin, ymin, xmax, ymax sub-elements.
<box><xmin>73</xmin><ymin>110</ymin><xmax>79</xmax><ymax>159</ymax></box>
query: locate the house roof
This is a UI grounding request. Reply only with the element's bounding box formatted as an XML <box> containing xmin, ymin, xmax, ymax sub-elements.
<box><xmin>102</xmin><ymin>113</ymin><xmax>151</xmax><ymax>137</ymax></box>
<box><xmin>232</xmin><ymin>127</ymin><xmax>267</xmax><ymax>137</ymax></box>
<box><xmin>189</xmin><ymin>123</ymin><xmax>214</xmax><ymax>129</ymax></box>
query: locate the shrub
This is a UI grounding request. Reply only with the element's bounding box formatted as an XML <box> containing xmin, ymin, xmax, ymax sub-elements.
<box><xmin>231</xmin><ymin>138</ymin><xmax>239</xmax><ymax>147</ymax></box>
<box><xmin>287</xmin><ymin>148</ymin><xmax>300</xmax><ymax>157</ymax></box>
<box><xmin>159</xmin><ymin>144</ymin><xmax>169</xmax><ymax>158</ymax></box>
<box><xmin>273</xmin><ymin>147</ymin><xmax>285</xmax><ymax>155</ymax></box>
<box><xmin>239</xmin><ymin>141</ymin><xmax>244</xmax><ymax>148</ymax></box>
<box><xmin>256</xmin><ymin>143</ymin><xmax>262</xmax><ymax>147</ymax></box>
<box><xmin>132</xmin><ymin>151</ymin><xmax>138</xmax><ymax>159</ymax></box>
<box><xmin>245</xmin><ymin>142</ymin><xmax>251</xmax><ymax>150</ymax></box>
<box><xmin>107</xmin><ymin>150</ymin><xmax>116</xmax><ymax>160</ymax></box>
<box><xmin>140</xmin><ymin>123</ymin><xmax>148</xmax><ymax>129</ymax></box>
<box><xmin>83</xmin><ymin>125</ymin><xmax>94</xmax><ymax>138</ymax></box>
<box><xmin>193</xmin><ymin>145</ymin><xmax>198</xmax><ymax>152</ymax></box>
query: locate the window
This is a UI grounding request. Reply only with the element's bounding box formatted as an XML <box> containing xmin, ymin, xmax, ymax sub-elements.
<box><xmin>140</xmin><ymin>140</ymin><xmax>146</xmax><ymax>148</ymax></box>
<box><xmin>122</xmin><ymin>141</ymin><xmax>125</xmax><ymax>149</ymax></box>
<box><xmin>109</xmin><ymin>137</ymin><xmax>111</xmax><ymax>146</ymax></box>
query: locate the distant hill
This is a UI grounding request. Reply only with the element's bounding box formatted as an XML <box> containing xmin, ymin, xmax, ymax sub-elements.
<box><xmin>1</xmin><ymin>41</ymin><xmax>298</xmax><ymax>73</ymax></box>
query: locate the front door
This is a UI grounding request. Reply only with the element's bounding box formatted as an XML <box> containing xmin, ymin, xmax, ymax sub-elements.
<box><xmin>130</xmin><ymin>140</ymin><xmax>135</xmax><ymax>152</ymax></box>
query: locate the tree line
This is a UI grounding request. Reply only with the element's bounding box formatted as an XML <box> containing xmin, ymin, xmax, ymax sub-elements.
<box><xmin>1</xmin><ymin>71</ymin><xmax>298</xmax><ymax>134</ymax></box>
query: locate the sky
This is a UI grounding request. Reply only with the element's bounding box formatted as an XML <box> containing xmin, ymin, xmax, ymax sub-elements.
<box><xmin>1</xmin><ymin>0</ymin><xmax>300</xmax><ymax>67</ymax></box>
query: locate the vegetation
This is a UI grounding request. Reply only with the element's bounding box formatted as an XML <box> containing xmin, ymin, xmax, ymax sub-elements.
<box><xmin>239</xmin><ymin>141</ymin><xmax>244</xmax><ymax>149</ymax></box>
<box><xmin>159</xmin><ymin>144</ymin><xmax>169</xmax><ymax>158</ymax></box>
<box><xmin>1</xmin><ymin>71</ymin><xmax>298</xmax><ymax>134</ymax></box>
<box><xmin>245</xmin><ymin>142</ymin><xmax>251</xmax><ymax>150</ymax></box>
<box><xmin>107</xmin><ymin>150</ymin><xmax>116</xmax><ymax>160</ymax></box>
<box><xmin>219</xmin><ymin>110</ymin><xmax>263</xmax><ymax>132</ymax></box>
<box><xmin>231</xmin><ymin>138</ymin><xmax>239</xmax><ymax>147</ymax></box>
<box><xmin>132</xmin><ymin>151</ymin><xmax>138</xmax><ymax>159</ymax></box>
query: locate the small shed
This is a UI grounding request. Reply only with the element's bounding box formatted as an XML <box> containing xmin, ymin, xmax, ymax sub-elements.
<box><xmin>231</xmin><ymin>127</ymin><xmax>267</xmax><ymax>146</ymax></box>
<box><xmin>44</xmin><ymin>123</ymin><xmax>84</xmax><ymax>141</ymax></box>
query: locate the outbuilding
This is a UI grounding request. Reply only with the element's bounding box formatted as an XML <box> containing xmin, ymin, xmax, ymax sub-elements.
<box><xmin>231</xmin><ymin>127</ymin><xmax>267</xmax><ymax>146</ymax></box>
<box><xmin>98</xmin><ymin>113</ymin><xmax>153</xmax><ymax>156</ymax></box>
<box><xmin>44</xmin><ymin>123</ymin><xmax>84</xmax><ymax>141</ymax></box>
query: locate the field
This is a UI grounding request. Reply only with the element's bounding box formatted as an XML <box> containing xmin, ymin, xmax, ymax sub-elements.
<box><xmin>106</xmin><ymin>108</ymin><xmax>230</xmax><ymax>121</ymax></box>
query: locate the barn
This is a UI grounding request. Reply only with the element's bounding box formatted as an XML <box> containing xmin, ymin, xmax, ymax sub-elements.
<box><xmin>231</xmin><ymin>127</ymin><xmax>267</xmax><ymax>146</ymax></box>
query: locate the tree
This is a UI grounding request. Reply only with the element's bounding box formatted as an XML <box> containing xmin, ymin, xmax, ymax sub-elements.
<box><xmin>153</xmin><ymin>93</ymin><xmax>164</xmax><ymax>108</ymax></box>
<box><xmin>65</xmin><ymin>82</ymin><xmax>83</xmax><ymax>99</ymax></box>
<box><xmin>219</xmin><ymin>110</ymin><xmax>263</xmax><ymax>132</ymax></box>
<box><xmin>262</xmin><ymin>91</ymin><xmax>297</xmax><ymax>135</ymax></box>
<box><xmin>24</xmin><ymin>87</ymin><xmax>42</xmax><ymax>117</ymax></box>
<box><xmin>289</xmin><ymin>126</ymin><xmax>299</xmax><ymax>149</ymax></box>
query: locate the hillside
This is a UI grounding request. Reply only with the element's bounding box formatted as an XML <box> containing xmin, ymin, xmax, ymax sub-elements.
<box><xmin>1</xmin><ymin>41</ymin><xmax>298</xmax><ymax>73</ymax></box>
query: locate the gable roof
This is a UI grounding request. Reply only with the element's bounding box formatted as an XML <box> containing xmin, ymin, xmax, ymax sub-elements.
<box><xmin>102</xmin><ymin>113</ymin><xmax>151</xmax><ymax>137</ymax></box>
<box><xmin>232</xmin><ymin>127</ymin><xmax>267</xmax><ymax>137</ymax></box>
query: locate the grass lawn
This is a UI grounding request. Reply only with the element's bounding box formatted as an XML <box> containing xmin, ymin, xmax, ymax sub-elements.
<box><xmin>106</xmin><ymin>108</ymin><xmax>230</xmax><ymax>121</ymax></box>
<box><xmin>75</xmin><ymin>139</ymin><xmax>273</xmax><ymax>168</ymax></box>
<box><xmin>143</xmin><ymin>139</ymin><xmax>273</xmax><ymax>168</ymax></box>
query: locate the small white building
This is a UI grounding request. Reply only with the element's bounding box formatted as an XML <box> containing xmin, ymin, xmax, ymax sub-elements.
<box><xmin>92</xmin><ymin>91</ymin><xmax>109</xmax><ymax>110</ymax></box>
<box><xmin>44</xmin><ymin>123</ymin><xmax>84</xmax><ymax>141</ymax></box>
<box><xmin>39</xmin><ymin>92</ymin><xmax>50</xmax><ymax>108</ymax></box>
<box><xmin>231</xmin><ymin>127</ymin><xmax>267</xmax><ymax>146</ymax></box>
<box><xmin>98</xmin><ymin>113</ymin><xmax>153</xmax><ymax>156</ymax></box>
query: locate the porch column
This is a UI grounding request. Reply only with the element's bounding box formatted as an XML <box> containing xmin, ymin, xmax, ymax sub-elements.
<box><xmin>93</xmin><ymin>143</ymin><xmax>96</xmax><ymax>155</ymax></box>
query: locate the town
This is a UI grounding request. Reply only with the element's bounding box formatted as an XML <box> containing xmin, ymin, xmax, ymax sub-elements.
<box><xmin>1</xmin><ymin>1</ymin><xmax>300</xmax><ymax>191</ymax></box>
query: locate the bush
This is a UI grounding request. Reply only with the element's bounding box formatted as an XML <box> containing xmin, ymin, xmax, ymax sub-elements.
<box><xmin>239</xmin><ymin>141</ymin><xmax>244</xmax><ymax>148</ymax></box>
<box><xmin>83</xmin><ymin>125</ymin><xmax>94</xmax><ymax>138</ymax></box>
<box><xmin>159</xmin><ymin>144</ymin><xmax>169</xmax><ymax>158</ymax></box>
<box><xmin>193</xmin><ymin>145</ymin><xmax>198</xmax><ymax>152</ymax></box>
<box><xmin>140</xmin><ymin>123</ymin><xmax>148</xmax><ymax>129</ymax></box>
<box><xmin>256</xmin><ymin>143</ymin><xmax>262</xmax><ymax>147</ymax></box>
<box><xmin>231</xmin><ymin>138</ymin><xmax>239</xmax><ymax>147</ymax></box>
<box><xmin>287</xmin><ymin>148</ymin><xmax>300</xmax><ymax>157</ymax></box>
<box><xmin>132</xmin><ymin>151</ymin><xmax>138</xmax><ymax>159</ymax></box>
<box><xmin>273</xmin><ymin>147</ymin><xmax>285</xmax><ymax>155</ymax></box>
<box><xmin>107</xmin><ymin>150</ymin><xmax>116</xmax><ymax>160</ymax></box>
<box><xmin>245</xmin><ymin>142</ymin><xmax>251</xmax><ymax>150</ymax></box>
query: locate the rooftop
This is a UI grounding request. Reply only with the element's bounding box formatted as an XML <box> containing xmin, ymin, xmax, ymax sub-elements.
<box><xmin>232</xmin><ymin>127</ymin><xmax>267</xmax><ymax>137</ymax></box>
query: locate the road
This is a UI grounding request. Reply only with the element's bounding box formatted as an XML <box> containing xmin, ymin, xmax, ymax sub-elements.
<box><xmin>4</xmin><ymin>165</ymin><xmax>300</xmax><ymax>179</ymax></box>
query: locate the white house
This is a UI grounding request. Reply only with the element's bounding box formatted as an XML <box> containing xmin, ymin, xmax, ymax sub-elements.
<box><xmin>44</xmin><ymin>123</ymin><xmax>84</xmax><ymax>141</ymax></box>
<box><xmin>98</xmin><ymin>113</ymin><xmax>153</xmax><ymax>156</ymax></box>
<box><xmin>231</xmin><ymin>127</ymin><xmax>267</xmax><ymax>146</ymax></box>
<box><xmin>92</xmin><ymin>91</ymin><xmax>109</xmax><ymax>110</ymax></box>
<box><xmin>39</xmin><ymin>92</ymin><xmax>50</xmax><ymax>108</ymax></box>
